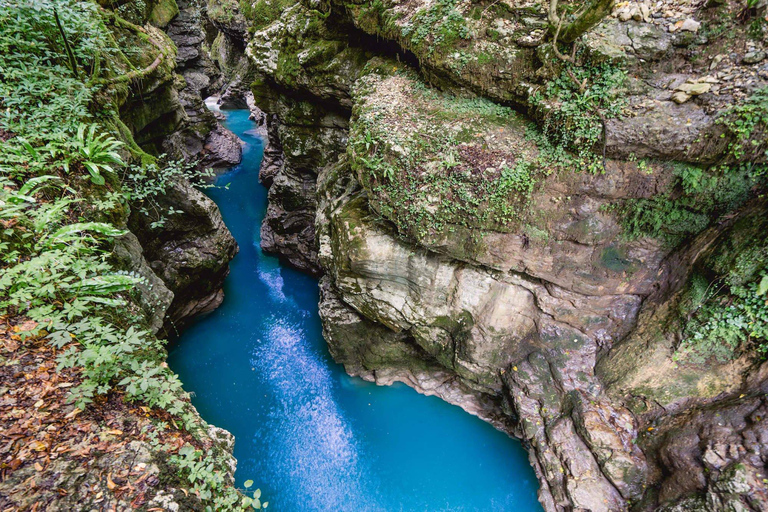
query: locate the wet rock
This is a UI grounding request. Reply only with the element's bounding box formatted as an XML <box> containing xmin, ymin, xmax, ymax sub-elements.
<box><xmin>203</xmin><ymin>123</ymin><xmax>242</xmax><ymax>170</ymax></box>
<box><xmin>315</xmin><ymin>153</ymin><xmax>648</xmax><ymax>508</ymax></box>
<box><xmin>648</xmin><ymin>390</ymin><xmax>768</xmax><ymax>511</ymax></box>
<box><xmin>162</xmin><ymin>0</ymin><xmax>243</xmax><ymax>169</ymax></box>
<box><xmin>258</xmin><ymin>113</ymin><xmax>285</xmax><ymax>187</ymax></box>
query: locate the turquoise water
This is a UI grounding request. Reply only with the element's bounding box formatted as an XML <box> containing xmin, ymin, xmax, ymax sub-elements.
<box><xmin>167</xmin><ymin>110</ymin><xmax>542</xmax><ymax>512</ymax></box>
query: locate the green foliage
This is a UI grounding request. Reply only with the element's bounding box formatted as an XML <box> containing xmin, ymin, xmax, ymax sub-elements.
<box><xmin>66</xmin><ymin>123</ymin><xmax>125</xmax><ymax>185</ymax></box>
<box><xmin>617</xmin><ymin>162</ymin><xmax>763</xmax><ymax>246</ymax></box>
<box><xmin>716</xmin><ymin>86</ymin><xmax>768</xmax><ymax>163</ymax></box>
<box><xmin>0</xmin><ymin>177</ymin><xmax>194</xmax><ymax>414</ymax></box>
<box><xmin>676</xmin><ymin>271</ymin><xmax>768</xmax><ymax>363</ymax></box>
<box><xmin>172</xmin><ymin>444</ymin><xmax>269</xmax><ymax>510</ymax></box>
<box><xmin>1</xmin><ymin>2</ymin><xmax>251</xmax><ymax>507</ymax></box>
<box><xmin>530</xmin><ymin>61</ymin><xmax>628</xmax><ymax>173</ymax></box>
<box><xmin>0</xmin><ymin>1</ymin><xmax>112</xmax><ymax>139</ymax></box>
<box><xmin>123</xmin><ymin>156</ymin><xmax>214</xmax><ymax>229</ymax></box>
<box><xmin>675</xmin><ymin>214</ymin><xmax>768</xmax><ymax>363</ymax></box>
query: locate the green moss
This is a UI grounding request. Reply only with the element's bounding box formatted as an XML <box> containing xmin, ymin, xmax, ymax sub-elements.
<box><xmin>242</xmin><ymin>0</ymin><xmax>307</xmax><ymax>32</ymax></box>
<box><xmin>600</xmin><ymin>245</ymin><xmax>635</xmax><ymax>273</ymax></box>
<box><xmin>401</xmin><ymin>0</ymin><xmax>471</xmax><ymax>57</ymax></box>
<box><xmin>207</xmin><ymin>0</ymin><xmax>242</xmax><ymax>25</ymax></box>
<box><xmin>148</xmin><ymin>0</ymin><xmax>179</xmax><ymax>27</ymax></box>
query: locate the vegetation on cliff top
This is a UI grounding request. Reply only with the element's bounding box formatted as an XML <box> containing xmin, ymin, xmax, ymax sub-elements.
<box><xmin>348</xmin><ymin>61</ymin><xmax>552</xmax><ymax>240</ymax></box>
<box><xmin>0</xmin><ymin>1</ymin><xmax>264</xmax><ymax>509</ymax></box>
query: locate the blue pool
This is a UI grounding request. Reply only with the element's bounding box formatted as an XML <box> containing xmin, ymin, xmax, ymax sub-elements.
<box><xmin>167</xmin><ymin>109</ymin><xmax>542</xmax><ymax>511</ymax></box>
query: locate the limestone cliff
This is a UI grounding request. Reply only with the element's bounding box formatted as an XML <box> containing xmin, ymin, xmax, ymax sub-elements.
<box><xmin>208</xmin><ymin>0</ymin><xmax>768</xmax><ymax>510</ymax></box>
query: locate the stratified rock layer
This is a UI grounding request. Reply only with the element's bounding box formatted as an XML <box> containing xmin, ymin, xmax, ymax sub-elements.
<box><xmin>204</xmin><ymin>0</ymin><xmax>768</xmax><ymax>509</ymax></box>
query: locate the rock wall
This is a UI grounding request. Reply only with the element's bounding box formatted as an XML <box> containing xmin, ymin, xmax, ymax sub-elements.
<box><xmin>111</xmin><ymin>0</ymin><xmax>241</xmax><ymax>333</ymax></box>
<box><xmin>208</xmin><ymin>0</ymin><xmax>768</xmax><ymax>510</ymax></box>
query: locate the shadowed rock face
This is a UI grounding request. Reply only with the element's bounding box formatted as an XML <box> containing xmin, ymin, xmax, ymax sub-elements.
<box><xmin>129</xmin><ymin>179</ymin><xmax>238</xmax><ymax>335</ymax></box>
<box><xmin>113</xmin><ymin>0</ymin><xmax>252</xmax><ymax>337</ymax></box>
<box><xmin>111</xmin><ymin>0</ymin><xmax>241</xmax><ymax>333</ymax></box>
<box><xmin>203</xmin><ymin>0</ymin><xmax>768</xmax><ymax>510</ymax></box>
<box><xmin>161</xmin><ymin>0</ymin><xmax>243</xmax><ymax>171</ymax></box>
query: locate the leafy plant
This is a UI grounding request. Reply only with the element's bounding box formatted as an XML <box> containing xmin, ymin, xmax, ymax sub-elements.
<box><xmin>716</xmin><ymin>86</ymin><xmax>768</xmax><ymax>163</ymax></box>
<box><xmin>172</xmin><ymin>444</ymin><xmax>269</xmax><ymax>510</ymax></box>
<box><xmin>615</xmin><ymin>162</ymin><xmax>762</xmax><ymax>246</ymax></box>
<box><xmin>123</xmin><ymin>156</ymin><xmax>215</xmax><ymax>229</ymax></box>
<box><xmin>530</xmin><ymin>60</ymin><xmax>627</xmax><ymax>173</ymax></box>
<box><xmin>66</xmin><ymin>123</ymin><xmax>125</xmax><ymax>185</ymax></box>
<box><xmin>677</xmin><ymin>271</ymin><xmax>768</xmax><ymax>363</ymax></box>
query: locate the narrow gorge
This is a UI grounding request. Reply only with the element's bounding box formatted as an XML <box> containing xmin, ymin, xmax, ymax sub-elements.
<box><xmin>1</xmin><ymin>0</ymin><xmax>767</xmax><ymax>511</ymax></box>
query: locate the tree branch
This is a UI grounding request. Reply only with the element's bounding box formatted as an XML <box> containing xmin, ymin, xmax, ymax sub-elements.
<box><xmin>548</xmin><ymin>0</ymin><xmax>615</xmax><ymax>44</ymax></box>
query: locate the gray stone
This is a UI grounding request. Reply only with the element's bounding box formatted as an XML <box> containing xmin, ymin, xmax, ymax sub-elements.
<box><xmin>743</xmin><ymin>51</ymin><xmax>766</xmax><ymax>65</ymax></box>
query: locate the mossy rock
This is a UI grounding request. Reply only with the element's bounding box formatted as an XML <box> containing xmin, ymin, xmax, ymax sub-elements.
<box><xmin>148</xmin><ymin>0</ymin><xmax>179</xmax><ymax>27</ymax></box>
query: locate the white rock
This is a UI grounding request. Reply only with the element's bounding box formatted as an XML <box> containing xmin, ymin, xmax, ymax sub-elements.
<box><xmin>639</xmin><ymin>3</ymin><xmax>651</xmax><ymax>22</ymax></box>
<box><xmin>680</xmin><ymin>19</ymin><xmax>701</xmax><ymax>32</ymax></box>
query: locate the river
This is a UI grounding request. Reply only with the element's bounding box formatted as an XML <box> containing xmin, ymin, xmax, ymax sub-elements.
<box><xmin>167</xmin><ymin>109</ymin><xmax>542</xmax><ymax>511</ymax></box>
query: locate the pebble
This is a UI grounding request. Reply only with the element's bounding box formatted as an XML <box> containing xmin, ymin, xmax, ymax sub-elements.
<box><xmin>679</xmin><ymin>19</ymin><xmax>700</xmax><ymax>32</ymax></box>
<box><xmin>672</xmin><ymin>91</ymin><xmax>691</xmax><ymax>104</ymax></box>
<box><xmin>676</xmin><ymin>82</ymin><xmax>711</xmax><ymax>95</ymax></box>
<box><xmin>709</xmin><ymin>54</ymin><xmax>725</xmax><ymax>70</ymax></box>
<box><xmin>743</xmin><ymin>51</ymin><xmax>766</xmax><ymax>65</ymax></box>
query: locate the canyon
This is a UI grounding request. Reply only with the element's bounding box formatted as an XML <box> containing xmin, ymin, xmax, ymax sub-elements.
<box><xmin>1</xmin><ymin>0</ymin><xmax>767</xmax><ymax>510</ymax></box>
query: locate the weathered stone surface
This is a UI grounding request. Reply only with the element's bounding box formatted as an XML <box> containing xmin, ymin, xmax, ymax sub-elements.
<box><xmin>314</xmin><ymin>153</ymin><xmax>648</xmax><ymax>508</ymax></box>
<box><xmin>645</xmin><ymin>386</ymin><xmax>768</xmax><ymax>511</ymax></box>
<box><xmin>348</xmin><ymin>65</ymin><xmax>674</xmax><ymax>297</ymax></box>
<box><xmin>258</xmin><ymin>112</ymin><xmax>285</xmax><ymax>187</ymax></box>
<box><xmin>112</xmin><ymin>232</ymin><xmax>175</xmax><ymax>334</ymax></box>
<box><xmin>129</xmin><ymin>179</ymin><xmax>238</xmax><ymax>334</ymax></box>
<box><xmin>599</xmin><ymin>199</ymin><xmax>768</xmax><ymax>409</ymax></box>
<box><xmin>593</xmin><ymin>19</ymin><xmax>671</xmax><ymax>61</ymax></box>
